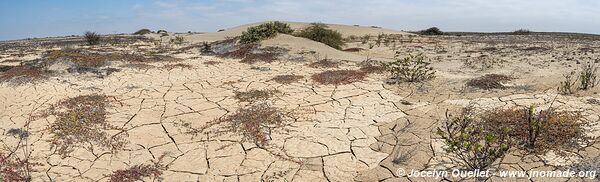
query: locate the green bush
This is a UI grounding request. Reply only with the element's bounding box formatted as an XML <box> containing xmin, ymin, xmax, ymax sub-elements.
<box><xmin>383</xmin><ymin>54</ymin><xmax>436</xmax><ymax>83</ymax></box>
<box><xmin>239</xmin><ymin>21</ymin><xmax>294</xmax><ymax>44</ymax></box>
<box><xmin>419</xmin><ymin>27</ymin><xmax>444</xmax><ymax>35</ymax></box>
<box><xmin>133</xmin><ymin>29</ymin><xmax>152</xmax><ymax>35</ymax></box>
<box><xmin>437</xmin><ymin>109</ymin><xmax>510</xmax><ymax>171</ymax></box>
<box><xmin>296</xmin><ymin>23</ymin><xmax>344</xmax><ymax>49</ymax></box>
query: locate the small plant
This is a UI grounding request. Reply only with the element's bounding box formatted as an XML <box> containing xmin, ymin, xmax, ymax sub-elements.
<box><xmin>296</xmin><ymin>23</ymin><xmax>345</xmax><ymax>49</ymax></box>
<box><xmin>47</xmin><ymin>95</ymin><xmax>127</xmax><ymax>157</ymax></box>
<box><xmin>170</xmin><ymin>36</ymin><xmax>185</xmax><ymax>45</ymax></box>
<box><xmin>133</xmin><ymin>29</ymin><xmax>152</xmax><ymax>35</ymax></box>
<box><xmin>383</xmin><ymin>54</ymin><xmax>436</xmax><ymax>83</ymax></box>
<box><xmin>271</xmin><ymin>75</ymin><xmax>304</xmax><ymax>84</ymax></box>
<box><xmin>466</xmin><ymin>74</ymin><xmax>513</xmax><ymax>90</ymax></box>
<box><xmin>203</xmin><ymin>102</ymin><xmax>292</xmax><ymax>146</ymax></box>
<box><xmin>436</xmin><ymin>109</ymin><xmax>510</xmax><ymax>171</ymax></box>
<box><xmin>579</xmin><ymin>61</ymin><xmax>598</xmax><ymax>90</ymax></box>
<box><xmin>311</xmin><ymin>70</ymin><xmax>367</xmax><ymax>85</ymax></box>
<box><xmin>375</xmin><ymin>33</ymin><xmax>385</xmax><ymax>47</ymax></box>
<box><xmin>239</xmin><ymin>21</ymin><xmax>294</xmax><ymax>44</ymax></box>
<box><xmin>234</xmin><ymin>89</ymin><xmax>280</xmax><ymax>102</ymax></box>
<box><xmin>84</xmin><ymin>31</ymin><xmax>101</xmax><ymax>45</ymax></box>
<box><xmin>558</xmin><ymin>71</ymin><xmax>577</xmax><ymax>94</ymax></box>
<box><xmin>418</xmin><ymin>27</ymin><xmax>444</xmax><ymax>35</ymax></box>
<box><xmin>108</xmin><ymin>154</ymin><xmax>166</xmax><ymax>182</ymax></box>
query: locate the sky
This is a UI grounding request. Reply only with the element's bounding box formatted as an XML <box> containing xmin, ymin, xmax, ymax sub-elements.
<box><xmin>0</xmin><ymin>0</ymin><xmax>599</xmax><ymax>40</ymax></box>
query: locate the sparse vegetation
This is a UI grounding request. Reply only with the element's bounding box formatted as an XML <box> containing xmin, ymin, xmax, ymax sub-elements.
<box><xmin>482</xmin><ymin>105</ymin><xmax>586</xmax><ymax>153</ymax></box>
<box><xmin>84</xmin><ymin>31</ymin><xmax>101</xmax><ymax>45</ymax></box>
<box><xmin>234</xmin><ymin>89</ymin><xmax>280</xmax><ymax>102</ymax></box>
<box><xmin>418</xmin><ymin>27</ymin><xmax>444</xmax><ymax>35</ymax></box>
<box><xmin>204</xmin><ymin>102</ymin><xmax>293</xmax><ymax>146</ymax></box>
<box><xmin>108</xmin><ymin>154</ymin><xmax>166</xmax><ymax>182</ymax></box>
<box><xmin>0</xmin><ymin>65</ymin><xmax>48</xmax><ymax>85</ymax></box>
<box><xmin>383</xmin><ymin>54</ymin><xmax>436</xmax><ymax>83</ymax></box>
<box><xmin>437</xmin><ymin>109</ymin><xmax>510</xmax><ymax>171</ymax></box>
<box><xmin>439</xmin><ymin>105</ymin><xmax>588</xmax><ymax>170</ymax></box>
<box><xmin>559</xmin><ymin>71</ymin><xmax>577</xmax><ymax>94</ymax></box>
<box><xmin>296</xmin><ymin>23</ymin><xmax>345</xmax><ymax>49</ymax></box>
<box><xmin>239</xmin><ymin>21</ymin><xmax>294</xmax><ymax>44</ymax></box>
<box><xmin>311</xmin><ymin>70</ymin><xmax>367</xmax><ymax>85</ymax></box>
<box><xmin>47</xmin><ymin>95</ymin><xmax>127</xmax><ymax>157</ymax></box>
<box><xmin>579</xmin><ymin>61</ymin><xmax>598</xmax><ymax>90</ymax></box>
<box><xmin>170</xmin><ymin>36</ymin><xmax>185</xmax><ymax>45</ymax></box>
<box><xmin>271</xmin><ymin>75</ymin><xmax>304</xmax><ymax>84</ymax></box>
<box><xmin>466</xmin><ymin>74</ymin><xmax>513</xmax><ymax>90</ymax></box>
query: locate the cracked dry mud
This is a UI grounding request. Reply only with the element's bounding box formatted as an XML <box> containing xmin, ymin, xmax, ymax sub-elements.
<box><xmin>1</xmin><ymin>30</ymin><xmax>600</xmax><ymax>182</ymax></box>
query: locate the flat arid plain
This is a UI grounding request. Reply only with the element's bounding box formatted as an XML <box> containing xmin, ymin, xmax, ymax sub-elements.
<box><xmin>1</xmin><ymin>21</ymin><xmax>599</xmax><ymax>181</ymax></box>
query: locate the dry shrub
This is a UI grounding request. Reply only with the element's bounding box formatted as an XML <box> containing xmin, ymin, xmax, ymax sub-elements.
<box><xmin>206</xmin><ymin>102</ymin><xmax>292</xmax><ymax>146</ymax></box>
<box><xmin>84</xmin><ymin>31</ymin><xmax>101</xmax><ymax>45</ymax></box>
<box><xmin>466</xmin><ymin>74</ymin><xmax>513</xmax><ymax>90</ymax></box>
<box><xmin>311</xmin><ymin>70</ymin><xmax>367</xmax><ymax>85</ymax></box>
<box><xmin>234</xmin><ymin>89</ymin><xmax>280</xmax><ymax>102</ymax></box>
<box><xmin>47</xmin><ymin>95</ymin><xmax>126</xmax><ymax>157</ymax></box>
<box><xmin>271</xmin><ymin>75</ymin><xmax>304</xmax><ymax>84</ymax></box>
<box><xmin>217</xmin><ymin>44</ymin><xmax>256</xmax><ymax>59</ymax></box>
<box><xmin>44</xmin><ymin>49</ymin><xmax>180</xmax><ymax>67</ymax></box>
<box><xmin>481</xmin><ymin>106</ymin><xmax>587</xmax><ymax>154</ymax></box>
<box><xmin>559</xmin><ymin>71</ymin><xmax>577</xmax><ymax>94</ymax></box>
<box><xmin>240</xmin><ymin>52</ymin><xmax>278</xmax><ymax>64</ymax></box>
<box><xmin>0</xmin><ymin>65</ymin><xmax>47</xmax><ymax>85</ymax></box>
<box><xmin>0</xmin><ymin>153</ymin><xmax>40</xmax><ymax>181</ymax></box>
<box><xmin>308</xmin><ymin>59</ymin><xmax>340</xmax><ymax>68</ymax></box>
<box><xmin>579</xmin><ymin>61</ymin><xmax>598</xmax><ymax>90</ymax></box>
<box><xmin>108</xmin><ymin>154</ymin><xmax>166</xmax><ymax>182</ymax></box>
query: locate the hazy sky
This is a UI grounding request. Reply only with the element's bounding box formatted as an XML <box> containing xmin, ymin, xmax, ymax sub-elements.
<box><xmin>1</xmin><ymin>0</ymin><xmax>599</xmax><ymax>40</ymax></box>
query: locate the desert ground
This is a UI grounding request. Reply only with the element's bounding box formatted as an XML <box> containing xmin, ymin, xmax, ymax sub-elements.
<box><xmin>1</xmin><ymin>21</ymin><xmax>600</xmax><ymax>182</ymax></box>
